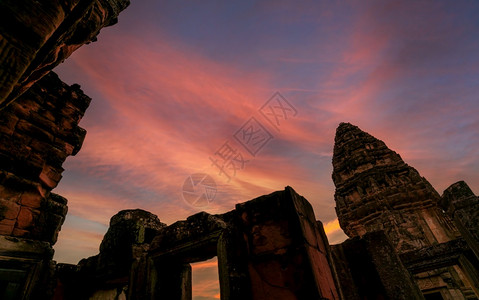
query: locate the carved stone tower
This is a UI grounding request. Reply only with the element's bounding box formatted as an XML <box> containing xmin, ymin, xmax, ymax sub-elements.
<box><xmin>332</xmin><ymin>122</ymin><xmax>458</xmax><ymax>252</ymax></box>
<box><xmin>332</xmin><ymin>123</ymin><xmax>479</xmax><ymax>299</ymax></box>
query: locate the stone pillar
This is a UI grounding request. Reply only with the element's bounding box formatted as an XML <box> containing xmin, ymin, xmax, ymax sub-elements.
<box><xmin>53</xmin><ymin>209</ymin><xmax>165</xmax><ymax>300</ymax></box>
<box><xmin>440</xmin><ymin>181</ymin><xmax>479</xmax><ymax>296</ymax></box>
<box><xmin>235</xmin><ymin>186</ymin><xmax>339</xmax><ymax>300</ymax></box>
<box><xmin>217</xmin><ymin>227</ymin><xmax>252</xmax><ymax>300</ymax></box>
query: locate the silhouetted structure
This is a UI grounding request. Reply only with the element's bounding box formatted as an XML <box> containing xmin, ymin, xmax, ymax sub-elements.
<box><xmin>0</xmin><ymin>1</ymin><xmax>130</xmax><ymax>299</ymax></box>
<box><xmin>332</xmin><ymin>123</ymin><xmax>479</xmax><ymax>299</ymax></box>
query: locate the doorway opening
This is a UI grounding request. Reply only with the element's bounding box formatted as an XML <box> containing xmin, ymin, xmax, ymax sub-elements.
<box><xmin>191</xmin><ymin>257</ymin><xmax>220</xmax><ymax>300</ymax></box>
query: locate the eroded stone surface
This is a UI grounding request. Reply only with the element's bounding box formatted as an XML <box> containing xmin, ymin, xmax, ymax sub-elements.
<box><xmin>0</xmin><ymin>72</ymin><xmax>88</xmax><ymax>243</ymax></box>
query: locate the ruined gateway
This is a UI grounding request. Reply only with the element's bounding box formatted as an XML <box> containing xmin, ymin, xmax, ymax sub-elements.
<box><xmin>0</xmin><ymin>1</ymin><xmax>479</xmax><ymax>299</ymax></box>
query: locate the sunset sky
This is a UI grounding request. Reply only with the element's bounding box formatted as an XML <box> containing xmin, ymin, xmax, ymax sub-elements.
<box><xmin>52</xmin><ymin>1</ymin><xmax>479</xmax><ymax>299</ymax></box>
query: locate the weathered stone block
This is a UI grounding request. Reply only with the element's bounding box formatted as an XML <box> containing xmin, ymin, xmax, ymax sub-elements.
<box><xmin>0</xmin><ymin>223</ymin><xmax>14</xmax><ymax>235</ymax></box>
<box><xmin>0</xmin><ymin>218</ymin><xmax>16</xmax><ymax>235</ymax></box>
<box><xmin>20</xmin><ymin>190</ymin><xmax>43</xmax><ymax>209</ymax></box>
<box><xmin>16</xmin><ymin>206</ymin><xmax>40</xmax><ymax>229</ymax></box>
<box><xmin>12</xmin><ymin>227</ymin><xmax>30</xmax><ymax>237</ymax></box>
<box><xmin>0</xmin><ymin>198</ymin><xmax>21</xmax><ymax>219</ymax></box>
<box><xmin>16</xmin><ymin>119</ymin><xmax>54</xmax><ymax>142</ymax></box>
<box><xmin>236</xmin><ymin>187</ymin><xmax>339</xmax><ymax>299</ymax></box>
<box><xmin>250</xmin><ymin>221</ymin><xmax>292</xmax><ymax>255</ymax></box>
<box><xmin>39</xmin><ymin>164</ymin><xmax>63</xmax><ymax>189</ymax></box>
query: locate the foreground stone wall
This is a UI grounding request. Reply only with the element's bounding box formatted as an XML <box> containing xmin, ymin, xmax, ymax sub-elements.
<box><xmin>0</xmin><ymin>1</ymin><xmax>130</xmax><ymax>298</ymax></box>
<box><xmin>0</xmin><ymin>72</ymin><xmax>90</xmax><ymax>243</ymax></box>
<box><xmin>234</xmin><ymin>188</ymin><xmax>339</xmax><ymax>300</ymax></box>
<box><xmin>0</xmin><ymin>72</ymin><xmax>91</xmax><ymax>299</ymax></box>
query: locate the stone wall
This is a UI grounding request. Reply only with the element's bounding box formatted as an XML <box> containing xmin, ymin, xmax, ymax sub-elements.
<box><xmin>0</xmin><ymin>1</ymin><xmax>130</xmax><ymax>298</ymax></box>
<box><xmin>234</xmin><ymin>187</ymin><xmax>339</xmax><ymax>300</ymax></box>
<box><xmin>56</xmin><ymin>187</ymin><xmax>342</xmax><ymax>300</ymax></box>
<box><xmin>0</xmin><ymin>72</ymin><xmax>91</xmax><ymax>299</ymax></box>
<box><xmin>0</xmin><ymin>72</ymin><xmax>90</xmax><ymax>243</ymax></box>
<box><xmin>53</xmin><ymin>209</ymin><xmax>165</xmax><ymax>300</ymax></box>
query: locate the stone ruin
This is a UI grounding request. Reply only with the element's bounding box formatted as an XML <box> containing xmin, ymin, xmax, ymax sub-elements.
<box><xmin>0</xmin><ymin>1</ymin><xmax>478</xmax><ymax>299</ymax></box>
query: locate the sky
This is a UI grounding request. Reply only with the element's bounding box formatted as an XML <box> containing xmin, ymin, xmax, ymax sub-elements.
<box><xmin>52</xmin><ymin>1</ymin><xmax>479</xmax><ymax>299</ymax></box>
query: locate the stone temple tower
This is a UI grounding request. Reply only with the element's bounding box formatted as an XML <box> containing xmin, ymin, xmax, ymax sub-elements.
<box><xmin>332</xmin><ymin>122</ymin><xmax>458</xmax><ymax>252</ymax></box>
<box><xmin>332</xmin><ymin>123</ymin><xmax>479</xmax><ymax>299</ymax></box>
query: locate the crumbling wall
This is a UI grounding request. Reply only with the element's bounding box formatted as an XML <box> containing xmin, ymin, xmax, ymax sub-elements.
<box><xmin>57</xmin><ymin>187</ymin><xmax>341</xmax><ymax>300</ymax></box>
<box><xmin>0</xmin><ymin>1</ymin><xmax>130</xmax><ymax>299</ymax></box>
<box><xmin>0</xmin><ymin>72</ymin><xmax>90</xmax><ymax>299</ymax></box>
<box><xmin>0</xmin><ymin>72</ymin><xmax>90</xmax><ymax>243</ymax></box>
<box><xmin>53</xmin><ymin>209</ymin><xmax>166</xmax><ymax>300</ymax></box>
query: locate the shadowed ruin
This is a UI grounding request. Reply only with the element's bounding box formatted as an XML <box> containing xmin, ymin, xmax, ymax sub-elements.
<box><xmin>1</xmin><ymin>1</ymin><xmax>479</xmax><ymax>299</ymax></box>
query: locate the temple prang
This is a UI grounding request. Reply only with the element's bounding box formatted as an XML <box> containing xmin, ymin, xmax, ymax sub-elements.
<box><xmin>332</xmin><ymin>122</ymin><xmax>479</xmax><ymax>299</ymax></box>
